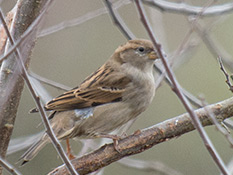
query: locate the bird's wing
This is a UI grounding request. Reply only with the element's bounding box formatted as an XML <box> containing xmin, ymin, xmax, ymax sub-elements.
<box><xmin>45</xmin><ymin>63</ymin><xmax>131</xmax><ymax>111</ymax></box>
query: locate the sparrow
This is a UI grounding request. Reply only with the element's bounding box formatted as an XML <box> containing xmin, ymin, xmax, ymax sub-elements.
<box><xmin>20</xmin><ymin>39</ymin><xmax>159</xmax><ymax>164</ymax></box>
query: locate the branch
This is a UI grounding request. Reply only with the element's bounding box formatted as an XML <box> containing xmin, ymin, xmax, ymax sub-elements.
<box><xmin>0</xmin><ymin>0</ymin><xmax>53</xmax><ymax>64</ymax></box>
<box><xmin>134</xmin><ymin>1</ymin><xmax>229</xmax><ymax>174</ymax></box>
<box><xmin>0</xmin><ymin>157</ymin><xmax>21</xmax><ymax>175</ymax></box>
<box><xmin>191</xmin><ymin>20</ymin><xmax>233</xmax><ymax>71</ymax></box>
<box><xmin>0</xmin><ymin>3</ymin><xmax>79</xmax><ymax>175</ymax></box>
<box><xmin>104</xmin><ymin>0</ymin><xmax>135</xmax><ymax>40</ymax></box>
<box><xmin>143</xmin><ymin>0</ymin><xmax>233</xmax><ymax>16</ymax></box>
<box><xmin>0</xmin><ymin>0</ymin><xmax>48</xmax><ymax>168</ymax></box>
<box><xmin>218</xmin><ymin>57</ymin><xmax>233</xmax><ymax>93</ymax></box>
<box><xmin>38</xmin><ymin>0</ymin><xmax>131</xmax><ymax>38</ymax></box>
<box><xmin>48</xmin><ymin>97</ymin><xmax>233</xmax><ymax>175</ymax></box>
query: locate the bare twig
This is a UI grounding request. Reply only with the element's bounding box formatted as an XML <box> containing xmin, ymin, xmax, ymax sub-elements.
<box><xmin>48</xmin><ymin>96</ymin><xmax>233</xmax><ymax>175</ymax></box>
<box><xmin>0</xmin><ymin>0</ymin><xmax>54</xmax><ymax>64</ymax></box>
<box><xmin>143</xmin><ymin>0</ymin><xmax>233</xmax><ymax>16</ymax></box>
<box><xmin>29</xmin><ymin>72</ymin><xmax>71</xmax><ymax>91</ymax></box>
<box><xmin>153</xmin><ymin>28</ymin><xmax>203</xmax><ymax>108</ymax></box>
<box><xmin>0</xmin><ymin>4</ymin><xmax>78</xmax><ymax>175</ymax></box>
<box><xmin>191</xmin><ymin>20</ymin><xmax>233</xmax><ymax>71</ymax></box>
<box><xmin>0</xmin><ymin>157</ymin><xmax>21</xmax><ymax>175</ymax></box>
<box><xmin>152</xmin><ymin>0</ymin><xmax>214</xmax><ymax>108</ymax></box>
<box><xmin>224</xmin><ymin>119</ymin><xmax>233</xmax><ymax>131</ymax></box>
<box><xmin>0</xmin><ymin>2</ymin><xmax>52</xmax><ymax>172</ymax></box>
<box><xmin>218</xmin><ymin>57</ymin><xmax>233</xmax><ymax>93</ymax></box>
<box><xmin>104</xmin><ymin>0</ymin><xmax>135</xmax><ymax>40</ymax></box>
<box><xmin>227</xmin><ymin>156</ymin><xmax>233</xmax><ymax>175</ymax></box>
<box><xmin>134</xmin><ymin>1</ymin><xmax>229</xmax><ymax>174</ymax></box>
<box><xmin>154</xmin><ymin>64</ymin><xmax>203</xmax><ymax>108</ymax></box>
<box><xmin>38</xmin><ymin>0</ymin><xmax>131</xmax><ymax>38</ymax></box>
<box><xmin>157</xmin><ymin>70</ymin><xmax>203</xmax><ymax>108</ymax></box>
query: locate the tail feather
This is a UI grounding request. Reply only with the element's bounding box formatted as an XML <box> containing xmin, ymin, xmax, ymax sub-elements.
<box><xmin>19</xmin><ymin>135</ymin><xmax>49</xmax><ymax>165</ymax></box>
<box><xmin>20</xmin><ymin>112</ymin><xmax>57</xmax><ymax>165</ymax></box>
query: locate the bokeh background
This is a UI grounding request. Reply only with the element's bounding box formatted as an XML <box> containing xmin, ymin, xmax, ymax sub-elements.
<box><xmin>2</xmin><ymin>0</ymin><xmax>233</xmax><ymax>174</ymax></box>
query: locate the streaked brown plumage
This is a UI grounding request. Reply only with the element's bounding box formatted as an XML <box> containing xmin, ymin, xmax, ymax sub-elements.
<box><xmin>45</xmin><ymin>63</ymin><xmax>130</xmax><ymax>111</ymax></box>
<box><xmin>20</xmin><ymin>39</ymin><xmax>159</xmax><ymax>164</ymax></box>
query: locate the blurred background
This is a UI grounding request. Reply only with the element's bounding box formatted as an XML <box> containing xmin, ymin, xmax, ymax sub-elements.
<box><xmin>2</xmin><ymin>0</ymin><xmax>233</xmax><ymax>174</ymax></box>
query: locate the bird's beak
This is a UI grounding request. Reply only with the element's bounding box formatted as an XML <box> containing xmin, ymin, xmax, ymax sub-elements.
<box><xmin>148</xmin><ymin>50</ymin><xmax>158</xmax><ymax>60</ymax></box>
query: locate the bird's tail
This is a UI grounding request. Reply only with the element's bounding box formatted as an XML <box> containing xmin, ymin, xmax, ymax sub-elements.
<box><xmin>19</xmin><ymin>135</ymin><xmax>49</xmax><ymax>165</ymax></box>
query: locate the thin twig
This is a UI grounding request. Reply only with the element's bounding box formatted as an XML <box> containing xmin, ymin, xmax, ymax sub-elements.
<box><xmin>224</xmin><ymin>120</ymin><xmax>233</xmax><ymax>131</ymax></box>
<box><xmin>0</xmin><ymin>5</ymin><xmax>78</xmax><ymax>175</ymax></box>
<box><xmin>153</xmin><ymin>28</ymin><xmax>203</xmax><ymax>108</ymax></box>
<box><xmin>104</xmin><ymin>0</ymin><xmax>135</xmax><ymax>40</ymax></box>
<box><xmin>191</xmin><ymin>20</ymin><xmax>233</xmax><ymax>71</ymax></box>
<box><xmin>0</xmin><ymin>0</ymin><xmax>54</xmax><ymax>64</ymax></box>
<box><xmin>218</xmin><ymin>57</ymin><xmax>233</xmax><ymax>93</ymax></box>
<box><xmin>186</xmin><ymin>4</ymin><xmax>233</xmax><ymax>71</ymax></box>
<box><xmin>153</xmin><ymin>64</ymin><xmax>202</xmax><ymax>108</ymax></box>
<box><xmin>152</xmin><ymin>0</ymin><xmax>214</xmax><ymax>107</ymax></box>
<box><xmin>38</xmin><ymin>0</ymin><xmax>131</xmax><ymax>38</ymax></box>
<box><xmin>0</xmin><ymin>157</ymin><xmax>21</xmax><ymax>175</ymax></box>
<box><xmin>143</xmin><ymin>0</ymin><xmax>233</xmax><ymax>16</ymax></box>
<box><xmin>29</xmin><ymin>72</ymin><xmax>71</xmax><ymax>91</ymax></box>
<box><xmin>134</xmin><ymin>1</ymin><xmax>230</xmax><ymax>174</ymax></box>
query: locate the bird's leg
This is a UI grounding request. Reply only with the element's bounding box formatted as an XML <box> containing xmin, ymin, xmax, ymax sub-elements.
<box><xmin>66</xmin><ymin>139</ymin><xmax>75</xmax><ymax>160</ymax></box>
<box><xmin>97</xmin><ymin>134</ymin><xmax>122</xmax><ymax>153</ymax></box>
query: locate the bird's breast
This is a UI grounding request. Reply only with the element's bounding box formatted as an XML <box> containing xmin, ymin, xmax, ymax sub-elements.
<box><xmin>123</xmin><ymin>71</ymin><xmax>155</xmax><ymax>113</ymax></box>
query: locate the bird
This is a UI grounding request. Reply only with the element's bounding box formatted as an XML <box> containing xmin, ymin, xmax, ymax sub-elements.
<box><xmin>20</xmin><ymin>39</ymin><xmax>159</xmax><ymax>165</ymax></box>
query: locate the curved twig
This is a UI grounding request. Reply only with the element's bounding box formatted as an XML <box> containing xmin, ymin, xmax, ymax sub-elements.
<box><xmin>143</xmin><ymin>0</ymin><xmax>233</xmax><ymax>16</ymax></box>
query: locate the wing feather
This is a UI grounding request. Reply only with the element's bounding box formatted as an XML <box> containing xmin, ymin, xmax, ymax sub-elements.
<box><xmin>45</xmin><ymin>62</ymin><xmax>131</xmax><ymax>111</ymax></box>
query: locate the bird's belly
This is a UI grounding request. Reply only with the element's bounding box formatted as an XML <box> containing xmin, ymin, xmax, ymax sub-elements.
<box><xmin>74</xmin><ymin>88</ymin><xmax>154</xmax><ymax>138</ymax></box>
<box><xmin>57</xmin><ymin>84</ymin><xmax>155</xmax><ymax>139</ymax></box>
<box><xmin>76</xmin><ymin>102</ymin><xmax>136</xmax><ymax>137</ymax></box>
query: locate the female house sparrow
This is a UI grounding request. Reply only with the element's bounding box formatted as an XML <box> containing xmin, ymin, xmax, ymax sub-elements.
<box><xmin>20</xmin><ymin>39</ymin><xmax>159</xmax><ymax>164</ymax></box>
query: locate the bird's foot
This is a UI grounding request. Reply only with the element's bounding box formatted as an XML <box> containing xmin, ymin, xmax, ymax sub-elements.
<box><xmin>97</xmin><ymin>134</ymin><xmax>122</xmax><ymax>153</ymax></box>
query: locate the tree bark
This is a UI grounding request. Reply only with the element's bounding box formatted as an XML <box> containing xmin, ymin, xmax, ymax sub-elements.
<box><xmin>0</xmin><ymin>0</ymin><xmax>47</xmax><ymax>174</ymax></box>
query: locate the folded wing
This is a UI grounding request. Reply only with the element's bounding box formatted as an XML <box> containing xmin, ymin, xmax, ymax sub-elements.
<box><xmin>45</xmin><ymin>63</ymin><xmax>131</xmax><ymax>111</ymax></box>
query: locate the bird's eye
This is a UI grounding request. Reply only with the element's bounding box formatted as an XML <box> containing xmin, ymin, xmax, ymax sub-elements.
<box><xmin>137</xmin><ymin>47</ymin><xmax>145</xmax><ymax>53</ymax></box>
